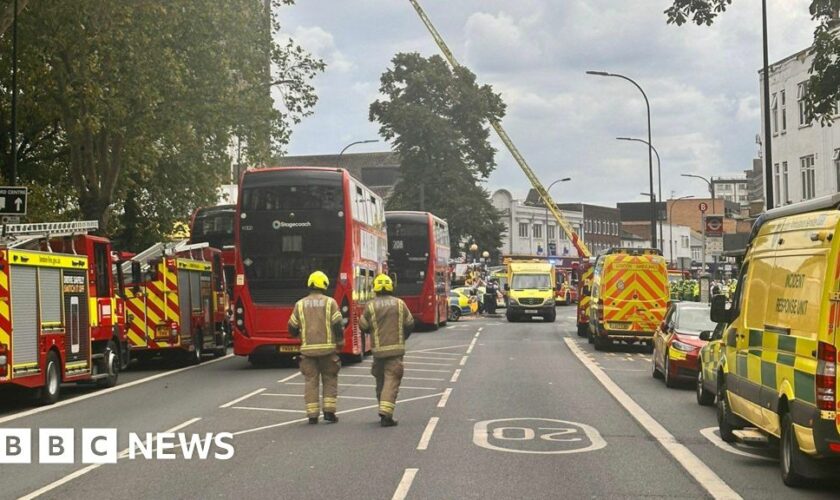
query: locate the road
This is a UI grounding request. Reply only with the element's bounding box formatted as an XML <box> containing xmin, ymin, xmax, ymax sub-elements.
<box><xmin>2</xmin><ymin>312</ymin><xmax>838</xmax><ymax>499</ymax></box>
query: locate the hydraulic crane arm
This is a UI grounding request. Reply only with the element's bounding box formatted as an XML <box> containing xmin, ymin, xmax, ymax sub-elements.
<box><xmin>407</xmin><ymin>0</ymin><xmax>591</xmax><ymax>259</ymax></box>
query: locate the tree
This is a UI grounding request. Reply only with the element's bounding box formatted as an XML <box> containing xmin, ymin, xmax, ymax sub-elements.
<box><xmin>370</xmin><ymin>53</ymin><xmax>507</xmax><ymax>255</ymax></box>
<box><xmin>665</xmin><ymin>0</ymin><xmax>840</xmax><ymax>124</ymax></box>
<box><xmin>0</xmin><ymin>0</ymin><xmax>323</xmax><ymax>249</ymax></box>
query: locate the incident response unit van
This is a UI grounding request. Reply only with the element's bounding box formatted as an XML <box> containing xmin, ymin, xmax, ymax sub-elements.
<box><xmin>505</xmin><ymin>261</ymin><xmax>556</xmax><ymax>322</ymax></box>
<box><xmin>589</xmin><ymin>248</ymin><xmax>669</xmax><ymax>351</ymax></box>
<box><xmin>710</xmin><ymin>194</ymin><xmax>840</xmax><ymax>486</ymax></box>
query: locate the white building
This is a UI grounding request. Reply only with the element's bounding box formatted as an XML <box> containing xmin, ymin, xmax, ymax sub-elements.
<box><xmin>621</xmin><ymin>223</ymin><xmax>693</xmax><ymax>265</ymax></box>
<box><xmin>711</xmin><ymin>177</ymin><xmax>750</xmax><ymax>207</ymax></box>
<box><xmin>762</xmin><ymin>42</ymin><xmax>840</xmax><ymax>206</ymax></box>
<box><xmin>491</xmin><ymin>189</ymin><xmax>584</xmax><ymax>257</ymax></box>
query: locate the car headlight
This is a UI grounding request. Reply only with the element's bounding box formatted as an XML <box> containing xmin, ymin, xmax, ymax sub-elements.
<box><xmin>671</xmin><ymin>340</ymin><xmax>695</xmax><ymax>352</ymax></box>
<box><xmin>545</xmin><ymin>298</ymin><xmax>555</xmax><ymax>306</ymax></box>
<box><xmin>509</xmin><ymin>297</ymin><xmax>519</xmax><ymax>305</ymax></box>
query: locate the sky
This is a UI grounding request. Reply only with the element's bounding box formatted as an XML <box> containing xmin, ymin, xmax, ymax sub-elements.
<box><xmin>272</xmin><ymin>0</ymin><xmax>816</xmax><ymax>206</ymax></box>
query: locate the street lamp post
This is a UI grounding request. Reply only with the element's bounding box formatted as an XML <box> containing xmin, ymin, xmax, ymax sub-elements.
<box><xmin>11</xmin><ymin>0</ymin><xmax>19</xmax><ymax>185</ymax></box>
<box><xmin>544</xmin><ymin>177</ymin><xmax>571</xmax><ymax>256</ymax></box>
<box><xmin>762</xmin><ymin>0</ymin><xmax>774</xmax><ymax>210</ymax></box>
<box><xmin>587</xmin><ymin>71</ymin><xmax>656</xmax><ymax>249</ymax></box>
<box><xmin>337</xmin><ymin>139</ymin><xmax>379</xmax><ymax>168</ymax></box>
<box><xmin>668</xmin><ymin>195</ymin><xmax>694</xmax><ymax>267</ymax></box>
<box><xmin>617</xmin><ymin>137</ymin><xmax>662</xmax><ymax>251</ymax></box>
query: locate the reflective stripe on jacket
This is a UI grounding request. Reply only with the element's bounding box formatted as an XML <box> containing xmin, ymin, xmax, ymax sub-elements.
<box><xmin>359</xmin><ymin>295</ymin><xmax>413</xmax><ymax>358</ymax></box>
<box><xmin>288</xmin><ymin>292</ymin><xmax>343</xmax><ymax>356</ymax></box>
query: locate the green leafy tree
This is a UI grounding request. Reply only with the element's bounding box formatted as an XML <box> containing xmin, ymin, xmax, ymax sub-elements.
<box><xmin>665</xmin><ymin>0</ymin><xmax>840</xmax><ymax>124</ymax></box>
<box><xmin>370</xmin><ymin>53</ymin><xmax>507</xmax><ymax>256</ymax></box>
<box><xmin>0</xmin><ymin>0</ymin><xmax>323</xmax><ymax>249</ymax></box>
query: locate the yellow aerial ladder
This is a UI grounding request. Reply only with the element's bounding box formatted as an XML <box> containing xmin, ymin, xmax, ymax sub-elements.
<box><xmin>407</xmin><ymin>0</ymin><xmax>591</xmax><ymax>260</ymax></box>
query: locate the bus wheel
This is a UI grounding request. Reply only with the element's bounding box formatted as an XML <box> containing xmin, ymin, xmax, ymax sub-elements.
<box><xmin>38</xmin><ymin>351</ymin><xmax>61</xmax><ymax>405</ymax></box>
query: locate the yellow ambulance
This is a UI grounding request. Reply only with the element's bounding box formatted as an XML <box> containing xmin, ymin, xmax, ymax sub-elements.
<box><xmin>711</xmin><ymin>194</ymin><xmax>840</xmax><ymax>486</ymax></box>
<box><xmin>504</xmin><ymin>261</ymin><xmax>556</xmax><ymax>322</ymax></box>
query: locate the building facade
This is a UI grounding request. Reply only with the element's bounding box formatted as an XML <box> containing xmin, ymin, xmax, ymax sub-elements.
<box><xmin>492</xmin><ymin>190</ymin><xmax>584</xmax><ymax>257</ymax></box>
<box><xmin>711</xmin><ymin>177</ymin><xmax>750</xmax><ymax>206</ymax></box>
<box><xmin>762</xmin><ymin>43</ymin><xmax>840</xmax><ymax>206</ymax></box>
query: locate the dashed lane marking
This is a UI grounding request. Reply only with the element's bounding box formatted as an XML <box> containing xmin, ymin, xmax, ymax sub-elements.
<box><xmin>219</xmin><ymin>388</ymin><xmax>266</xmax><ymax>408</ymax></box>
<box><xmin>19</xmin><ymin>417</ymin><xmax>202</xmax><ymax>500</ymax></box>
<box><xmin>261</xmin><ymin>393</ymin><xmax>378</xmax><ymax>401</ymax></box>
<box><xmin>565</xmin><ymin>338</ymin><xmax>741</xmax><ymax>500</ymax></box>
<box><xmin>417</xmin><ymin>416</ymin><xmax>440</xmax><ymax>450</ymax></box>
<box><xmin>437</xmin><ymin>388</ymin><xmax>452</xmax><ymax>408</ymax></box>
<box><xmin>459</xmin><ymin>356</ymin><xmax>468</xmax><ymax>366</ymax></box>
<box><xmin>0</xmin><ymin>354</ymin><xmax>233</xmax><ymax>426</ymax></box>
<box><xmin>232</xmin><ymin>407</ymin><xmax>305</xmax><ymax>414</ymax></box>
<box><xmin>277</xmin><ymin>372</ymin><xmax>302</xmax><ymax>383</ymax></box>
<box><xmin>450</xmin><ymin>369</ymin><xmax>461</xmax><ymax>383</ymax></box>
<box><xmin>391</xmin><ymin>468</ymin><xmax>419</xmax><ymax>500</ymax></box>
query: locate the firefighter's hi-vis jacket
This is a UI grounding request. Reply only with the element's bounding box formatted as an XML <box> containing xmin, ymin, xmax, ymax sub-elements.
<box><xmin>359</xmin><ymin>295</ymin><xmax>414</xmax><ymax>358</ymax></box>
<box><xmin>288</xmin><ymin>292</ymin><xmax>344</xmax><ymax>356</ymax></box>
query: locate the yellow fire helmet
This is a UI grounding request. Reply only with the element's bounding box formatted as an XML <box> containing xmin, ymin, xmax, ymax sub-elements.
<box><xmin>307</xmin><ymin>271</ymin><xmax>330</xmax><ymax>291</ymax></box>
<box><xmin>373</xmin><ymin>273</ymin><xmax>394</xmax><ymax>293</ymax></box>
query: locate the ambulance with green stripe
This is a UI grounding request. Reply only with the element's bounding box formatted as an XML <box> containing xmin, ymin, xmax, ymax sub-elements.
<box><xmin>709</xmin><ymin>193</ymin><xmax>840</xmax><ymax>486</ymax></box>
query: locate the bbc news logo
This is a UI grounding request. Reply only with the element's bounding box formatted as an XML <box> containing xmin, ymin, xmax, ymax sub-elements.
<box><xmin>0</xmin><ymin>429</ymin><xmax>235</xmax><ymax>464</ymax></box>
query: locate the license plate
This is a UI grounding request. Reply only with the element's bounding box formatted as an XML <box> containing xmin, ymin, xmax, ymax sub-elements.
<box><xmin>524</xmin><ymin>309</ymin><xmax>538</xmax><ymax>314</ymax></box>
<box><xmin>278</xmin><ymin>346</ymin><xmax>299</xmax><ymax>353</ymax></box>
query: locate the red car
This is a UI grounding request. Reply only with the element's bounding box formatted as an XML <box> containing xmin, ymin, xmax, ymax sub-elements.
<box><xmin>651</xmin><ymin>302</ymin><xmax>716</xmax><ymax>387</ymax></box>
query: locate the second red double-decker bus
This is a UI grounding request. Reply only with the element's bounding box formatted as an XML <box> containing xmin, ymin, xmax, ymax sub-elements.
<box><xmin>190</xmin><ymin>204</ymin><xmax>236</xmax><ymax>297</ymax></box>
<box><xmin>385</xmin><ymin>211</ymin><xmax>451</xmax><ymax>328</ymax></box>
<box><xmin>232</xmin><ymin>167</ymin><xmax>386</xmax><ymax>364</ymax></box>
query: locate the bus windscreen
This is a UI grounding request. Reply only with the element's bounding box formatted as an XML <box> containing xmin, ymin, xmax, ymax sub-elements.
<box><xmin>192</xmin><ymin>207</ymin><xmax>235</xmax><ymax>249</ymax></box>
<box><xmin>387</xmin><ymin>220</ymin><xmax>429</xmax><ymax>296</ymax></box>
<box><xmin>239</xmin><ymin>171</ymin><xmax>345</xmax><ymax>304</ymax></box>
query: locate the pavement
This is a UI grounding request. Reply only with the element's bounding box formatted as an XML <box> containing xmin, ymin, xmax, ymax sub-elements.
<box><xmin>1</xmin><ymin>311</ymin><xmax>839</xmax><ymax>499</ymax></box>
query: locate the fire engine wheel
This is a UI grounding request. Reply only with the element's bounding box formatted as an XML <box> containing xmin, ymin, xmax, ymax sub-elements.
<box><xmin>39</xmin><ymin>351</ymin><xmax>61</xmax><ymax>405</ymax></box>
<box><xmin>214</xmin><ymin>330</ymin><xmax>228</xmax><ymax>358</ymax></box>
<box><xmin>97</xmin><ymin>340</ymin><xmax>120</xmax><ymax>388</ymax></box>
<box><xmin>188</xmin><ymin>332</ymin><xmax>203</xmax><ymax>365</ymax></box>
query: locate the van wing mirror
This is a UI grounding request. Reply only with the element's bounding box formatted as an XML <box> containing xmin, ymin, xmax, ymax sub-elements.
<box><xmin>699</xmin><ymin>330</ymin><xmax>712</xmax><ymax>342</ymax></box>
<box><xmin>504</xmin><ymin>283</ymin><xmax>510</xmax><ymax>291</ymax></box>
<box><xmin>710</xmin><ymin>294</ymin><xmax>732</xmax><ymax>324</ymax></box>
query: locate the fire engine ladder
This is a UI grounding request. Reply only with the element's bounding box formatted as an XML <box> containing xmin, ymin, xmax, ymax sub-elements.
<box><xmin>407</xmin><ymin>0</ymin><xmax>591</xmax><ymax>259</ymax></box>
<box><xmin>1</xmin><ymin>220</ymin><xmax>100</xmax><ymax>250</ymax></box>
<box><xmin>121</xmin><ymin>239</ymin><xmax>191</xmax><ymax>275</ymax></box>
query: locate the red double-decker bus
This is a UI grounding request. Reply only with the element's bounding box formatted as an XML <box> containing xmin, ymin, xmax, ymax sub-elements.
<box><xmin>190</xmin><ymin>204</ymin><xmax>236</xmax><ymax>297</ymax></box>
<box><xmin>385</xmin><ymin>211</ymin><xmax>451</xmax><ymax>328</ymax></box>
<box><xmin>232</xmin><ymin>167</ymin><xmax>386</xmax><ymax>364</ymax></box>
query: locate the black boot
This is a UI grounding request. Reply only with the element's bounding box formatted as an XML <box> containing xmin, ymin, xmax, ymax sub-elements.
<box><xmin>308</xmin><ymin>417</ymin><xmax>318</xmax><ymax>425</ymax></box>
<box><xmin>324</xmin><ymin>412</ymin><xmax>338</xmax><ymax>423</ymax></box>
<box><xmin>380</xmin><ymin>415</ymin><xmax>398</xmax><ymax>427</ymax></box>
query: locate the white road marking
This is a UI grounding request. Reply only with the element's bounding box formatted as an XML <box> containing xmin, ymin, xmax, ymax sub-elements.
<box><xmin>477</xmin><ymin>327</ymin><xmax>483</xmax><ymax>332</ymax></box>
<box><xmin>437</xmin><ymin>388</ymin><xmax>452</xmax><ymax>408</ymax></box>
<box><xmin>564</xmin><ymin>338</ymin><xmax>742</xmax><ymax>500</ymax></box>
<box><xmin>233</xmin><ymin>392</ymin><xmax>444</xmax><ymax>436</ymax></box>
<box><xmin>473</xmin><ymin>418</ymin><xmax>606</xmax><ymax>455</ymax></box>
<box><xmin>261</xmin><ymin>393</ymin><xmax>378</xmax><ymax>401</ymax></box>
<box><xmin>450</xmin><ymin>369</ymin><xmax>461</xmax><ymax>383</ymax></box>
<box><xmin>339</xmin><ymin>374</ymin><xmax>444</xmax><ymax>381</ymax></box>
<box><xmin>405</xmin><ymin>368</ymin><xmax>450</xmax><ymax>373</ymax></box>
<box><xmin>18</xmin><ymin>417</ymin><xmax>202</xmax><ymax>500</ymax></box>
<box><xmin>232</xmin><ymin>406</ymin><xmax>306</xmax><ymax>413</ymax></box>
<box><xmin>466</xmin><ymin>338</ymin><xmax>477</xmax><ymax>354</ymax></box>
<box><xmin>459</xmin><ymin>356</ymin><xmax>468</xmax><ymax>366</ymax></box>
<box><xmin>219</xmin><ymin>388</ymin><xmax>266</xmax><ymax>408</ymax></box>
<box><xmin>404</xmin><ymin>361</ymin><xmax>454</xmax><ymax>367</ymax></box>
<box><xmin>404</xmin><ymin>354</ymin><xmax>461</xmax><ymax>361</ymax></box>
<box><xmin>391</xmin><ymin>468</ymin><xmax>419</xmax><ymax>500</ymax></box>
<box><xmin>0</xmin><ymin>354</ymin><xmax>233</xmax><ymax>425</ymax></box>
<box><xmin>417</xmin><ymin>416</ymin><xmax>440</xmax><ymax>450</ymax></box>
<box><xmin>284</xmin><ymin>382</ymin><xmax>439</xmax><ymax>390</ymax></box>
<box><xmin>277</xmin><ymin>372</ymin><xmax>302</xmax><ymax>383</ymax></box>
<box><xmin>408</xmin><ymin>344</ymin><xmax>469</xmax><ymax>353</ymax></box>
<box><xmin>699</xmin><ymin>427</ymin><xmax>775</xmax><ymax>462</ymax></box>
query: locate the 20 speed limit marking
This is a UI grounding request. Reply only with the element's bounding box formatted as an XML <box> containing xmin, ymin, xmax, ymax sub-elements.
<box><xmin>473</xmin><ymin>418</ymin><xmax>606</xmax><ymax>454</ymax></box>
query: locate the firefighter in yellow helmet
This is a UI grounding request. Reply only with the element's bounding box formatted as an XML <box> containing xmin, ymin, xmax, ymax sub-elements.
<box><xmin>359</xmin><ymin>274</ymin><xmax>414</xmax><ymax>427</ymax></box>
<box><xmin>288</xmin><ymin>271</ymin><xmax>344</xmax><ymax>424</ymax></box>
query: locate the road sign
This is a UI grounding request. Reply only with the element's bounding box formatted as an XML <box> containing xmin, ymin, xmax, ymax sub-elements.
<box><xmin>705</xmin><ymin>236</ymin><xmax>724</xmax><ymax>255</ymax></box>
<box><xmin>704</xmin><ymin>215</ymin><xmax>724</xmax><ymax>237</ymax></box>
<box><xmin>698</xmin><ymin>202</ymin><xmax>708</xmax><ymax>213</ymax></box>
<box><xmin>0</xmin><ymin>187</ymin><xmax>27</xmax><ymax>216</ymax></box>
